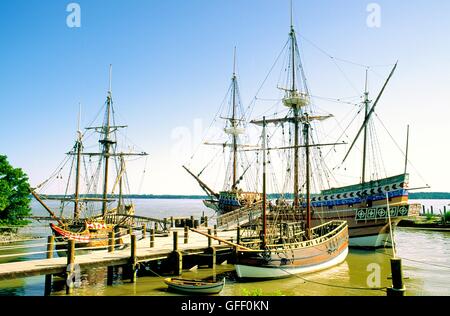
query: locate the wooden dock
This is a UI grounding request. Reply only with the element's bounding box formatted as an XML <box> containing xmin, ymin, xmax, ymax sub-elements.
<box><xmin>0</xmin><ymin>227</ymin><xmax>237</xmax><ymax>282</ymax></box>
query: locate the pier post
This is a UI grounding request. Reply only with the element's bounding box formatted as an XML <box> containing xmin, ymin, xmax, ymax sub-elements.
<box><xmin>214</xmin><ymin>225</ymin><xmax>220</xmax><ymax>245</ymax></box>
<box><xmin>150</xmin><ymin>228</ymin><xmax>155</xmax><ymax>248</ymax></box>
<box><xmin>108</xmin><ymin>231</ymin><xmax>115</xmax><ymax>253</ymax></box>
<box><xmin>66</xmin><ymin>240</ymin><xmax>75</xmax><ymax>295</ymax></box>
<box><xmin>207</xmin><ymin>246</ymin><xmax>216</xmax><ymax>269</ymax></box>
<box><xmin>170</xmin><ymin>251</ymin><xmax>183</xmax><ymax>276</ymax></box>
<box><xmin>237</xmin><ymin>226</ymin><xmax>241</xmax><ymax>245</ymax></box>
<box><xmin>190</xmin><ymin>216</ymin><xmax>194</xmax><ymax>227</ymax></box>
<box><xmin>422</xmin><ymin>205</ymin><xmax>426</xmax><ymax>215</ymax></box>
<box><xmin>184</xmin><ymin>226</ymin><xmax>188</xmax><ymax>244</ymax></box>
<box><xmin>173</xmin><ymin>231</ymin><xmax>178</xmax><ymax>251</ymax></box>
<box><xmin>142</xmin><ymin>224</ymin><xmax>147</xmax><ymax>239</ymax></box>
<box><xmin>170</xmin><ymin>216</ymin><xmax>174</xmax><ymax>228</ymax></box>
<box><xmin>204</xmin><ymin>216</ymin><xmax>208</xmax><ymax>228</ymax></box>
<box><xmin>130</xmin><ymin>234</ymin><xmax>137</xmax><ymax>283</ymax></box>
<box><xmin>431</xmin><ymin>205</ymin><xmax>434</xmax><ymax>215</ymax></box>
<box><xmin>107</xmin><ymin>231</ymin><xmax>115</xmax><ymax>286</ymax></box>
<box><xmin>387</xmin><ymin>258</ymin><xmax>405</xmax><ymax>296</ymax></box>
<box><xmin>194</xmin><ymin>220</ymin><xmax>199</xmax><ymax>229</ymax></box>
<box><xmin>208</xmin><ymin>228</ymin><xmax>212</xmax><ymax>248</ymax></box>
<box><xmin>44</xmin><ymin>236</ymin><xmax>54</xmax><ymax>296</ymax></box>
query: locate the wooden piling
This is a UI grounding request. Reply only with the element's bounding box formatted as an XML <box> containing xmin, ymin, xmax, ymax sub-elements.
<box><xmin>66</xmin><ymin>240</ymin><xmax>75</xmax><ymax>295</ymax></box>
<box><xmin>387</xmin><ymin>258</ymin><xmax>405</xmax><ymax>296</ymax></box>
<box><xmin>237</xmin><ymin>226</ymin><xmax>241</xmax><ymax>244</ymax></box>
<box><xmin>204</xmin><ymin>216</ymin><xmax>208</xmax><ymax>227</ymax></box>
<box><xmin>190</xmin><ymin>215</ymin><xmax>194</xmax><ymax>227</ymax></box>
<box><xmin>171</xmin><ymin>251</ymin><xmax>183</xmax><ymax>276</ymax></box>
<box><xmin>431</xmin><ymin>205</ymin><xmax>434</xmax><ymax>215</ymax></box>
<box><xmin>142</xmin><ymin>224</ymin><xmax>147</xmax><ymax>239</ymax></box>
<box><xmin>108</xmin><ymin>231</ymin><xmax>115</xmax><ymax>253</ymax></box>
<box><xmin>194</xmin><ymin>220</ymin><xmax>199</xmax><ymax>229</ymax></box>
<box><xmin>106</xmin><ymin>231</ymin><xmax>115</xmax><ymax>286</ymax></box>
<box><xmin>130</xmin><ymin>234</ymin><xmax>137</xmax><ymax>283</ymax></box>
<box><xmin>44</xmin><ymin>236</ymin><xmax>54</xmax><ymax>296</ymax></box>
<box><xmin>208</xmin><ymin>247</ymin><xmax>216</xmax><ymax>269</ymax></box>
<box><xmin>150</xmin><ymin>228</ymin><xmax>155</xmax><ymax>248</ymax></box>
<box><xmin>173</xmin><ymin>231</ymin><xmax>178</xmax><ymax>251</ymax></box>
<box><xmin>107</xmin><ymin>266</ymin><xmax>114</xmax><ymax>286</ymax></box>
<box><xmin>214</xmin><ymin>225</ymin><xmax>220</xmax><ymax>245</ymax></box>
<box><xmin>170</xmin><ymin>216</ymin><xmax>174</xmax><ymax>228</ymax></box>
<box><xmin>208</xmin><ymin>229</ymin><xmax>212</xmax><ymax>248</ymax></box>
<box><xmin>184</xmin><ymin>226</ymin><xmax>188</xmax><ymax>244</ymax></box>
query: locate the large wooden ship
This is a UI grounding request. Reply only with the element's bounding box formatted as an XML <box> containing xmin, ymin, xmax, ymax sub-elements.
<box><xmin>235</xmin><ymin>10</ymin><xmax>349</xmax><ymax>279</ymax></box>
<box><xmin>31</xmin><ymin>66</ymin><xmax>148</xmax><ymax>252</ymax></box>
<box><xmin>183</xmin><ymin>50</ymin><xmax>262</xmax><ymax>215</ymax></box>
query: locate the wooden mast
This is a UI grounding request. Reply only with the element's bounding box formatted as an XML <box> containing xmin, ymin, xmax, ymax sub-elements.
<box><xmin>290</xmin><ymin>11</ymin><xmax>300</xmax><ymax>211</ymax></box>
<box><xmin>303</xmin><ymin>116</ymin><xmax>311</xmax><ymax>240</ymax></box>
<box><xmin>118</xmin><ymin>155</ymin><xmax>124</xmax><ymax>213</ymax></box>
<box><xmin>232</xmin><ymin>47</ymin><xmax>238</xmax><ymax>190</ymax></box>
<box><xmin>74</xmin><ymin>133</ymin><xmax>82</xmax><ymax>219</ymax></box>
<box><xmin>101</xmin><ymin>65</ymin><xmax>113</xmax><ymax>216</ymax></box>
<box><xmin>261</xmin><ymin>117</ymin><xmax>267</xmax><ymax>248</ymax></box>
<box><xmin>362</xmin><ymin>69</ymin><xmax>369</xmax><ymax>184</ymax></box>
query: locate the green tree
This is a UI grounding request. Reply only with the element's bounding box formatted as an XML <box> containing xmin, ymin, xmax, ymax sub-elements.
<box><xmin>0</xmin><ymin>155</ymin><xmax>31</xmax><ymax>227</ymax></box>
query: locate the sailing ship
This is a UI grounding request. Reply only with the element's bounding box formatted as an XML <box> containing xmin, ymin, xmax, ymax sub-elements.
<box><xmin>183</xmin><ymin>50</ymin><xmax>262</xmax><ymax>215</ymax></box>
<box><xmin>234</xmin><ymin>10</ymin><xmax>349</xmax><ymax>279</ymax></box>
<box><xmin>31</xmin><ymin>66</ymin><xmax>148</xmax><ymax>251</ymax></box>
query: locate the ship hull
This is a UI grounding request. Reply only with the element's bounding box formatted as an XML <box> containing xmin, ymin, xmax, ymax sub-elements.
<box><xmin>268</xmin><ymin>174</ymin><xmax>413</xmax><ymax>249</ymax></box>
<box><xmin>235</xmin><ymin>221</ymin><xmax>349</xmax><ymax>280</ymax></box>
<box><xmin>50</xmin><ymin>222</ymin><xmax>127</xmax><ymax>256</ymax></box>
<box><xmin>312</xmin><ymin>211</ymin><xmax>401</xmax><ymax>248</ymax></box>
<box><xmin>236</xmin><ymin>247</ymin><xmax>348</xmax><ymax>279</ymax></box>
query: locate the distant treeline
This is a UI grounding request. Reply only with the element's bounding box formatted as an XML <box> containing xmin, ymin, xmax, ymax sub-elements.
<box><xmin>409</xmin><ymin>192</ymin><xmax>450</xmax><ymax>200</ymax></box>
<box><xmin>34</xmin><ymin>192</ymin><xmax>450</xmax><ymax>200</ymax></box>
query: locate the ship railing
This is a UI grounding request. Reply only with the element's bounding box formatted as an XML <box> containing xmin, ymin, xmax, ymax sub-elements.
<box><xmin>92</xmin><ymin>214</ymin><xmax>168</xmax><ymax>233</ymax></box>
<box><xmin>240</xmin><ymin>220</ymin><xmax>347</xmax><ymax>251</ymax></box>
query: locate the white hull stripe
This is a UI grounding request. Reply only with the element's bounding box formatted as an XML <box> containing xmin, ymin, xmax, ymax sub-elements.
<box><xmin>235</xmin><ymin>248</ymin><xmax>348</xmax><ymax>279</ymax></box>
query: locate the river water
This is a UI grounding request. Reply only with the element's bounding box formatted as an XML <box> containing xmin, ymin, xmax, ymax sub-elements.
<box><xmin>0</xmin><ymin>199</ymin><xmax>449</xmax><ymax>296</ymax></box>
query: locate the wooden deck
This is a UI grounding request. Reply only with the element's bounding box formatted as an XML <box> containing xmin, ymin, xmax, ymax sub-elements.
<box><xmin>0</xmin><ymin>227</ymin><xmax>236</xmax><ymax>281</ymax></box>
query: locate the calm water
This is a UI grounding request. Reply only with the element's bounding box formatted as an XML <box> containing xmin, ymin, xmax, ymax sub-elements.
<box><xmin>0</xmin><ymin>199</ymin><xmax>449</xmax><ymax>296</ymax></box>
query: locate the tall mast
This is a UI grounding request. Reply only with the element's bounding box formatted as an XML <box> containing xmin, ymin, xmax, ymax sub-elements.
<box><xmin>101</xmin><ymin>65</ymin><xmax>114</xmax><ymax>216</ymax></box>
<box><xmin>74</xmin><ymin>103</ymin><xmax>82</xmax><ymax>219</ymax></box>
<box><xmin>261</xmin><ymin>117</ymin><xmax>267</xmax><ymax>248</ymax></box>
<box><xmin>289</xmin><ymin>3</ymin><xmax>300</xmax><ymax>211</ymax></box>
<box><xmin>361</xmin><ymin>69</ymin><xmax>370</xmax><ymax>184</ymax></box>
<box><xmin>232</xmin><ymin>47</ymin><xmax>238</xmax><ymax>190</ymax></box>
<box><xmin>303</xmin><ymin>116</ymin><xmax>311</xmax><ymax>240</ymax></box>
<box><xmin>118</xmin><ymin>155</ymin><xmax>125</xmax><ymax>213</ymax></box>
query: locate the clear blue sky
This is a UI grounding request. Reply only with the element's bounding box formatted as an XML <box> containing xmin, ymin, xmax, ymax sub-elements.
<box><xmin>1</xmin><ymin>0</ymin><xmax>449</xmax><ymax>194</ymax></box>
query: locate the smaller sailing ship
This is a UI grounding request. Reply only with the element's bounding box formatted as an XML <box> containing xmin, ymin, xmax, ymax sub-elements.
<box><xmin>235</xmin><ymin>117</ymin><xmax>348</xmax><ymax>279</ymax></box>
<box><xmin>184</xmin><ymin>50</ymin><xmax>262</xmax><ymax>215</ymax></box>
<box><xmin>31</xmin><ymin>66</ymin><xmax>148</xmax><ymax>251</ymax></box>
<box><xmin>235</xmin><ymin>4</ymin><xmax>349</xmax><ymax>279</ymax></box>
